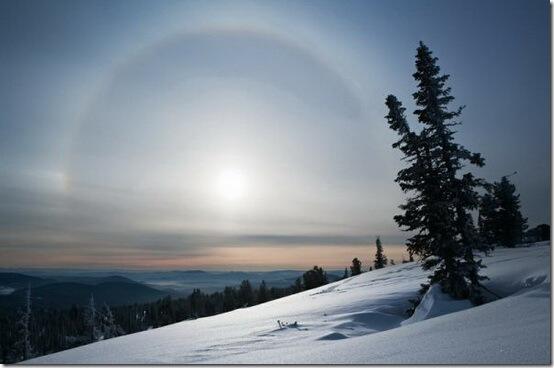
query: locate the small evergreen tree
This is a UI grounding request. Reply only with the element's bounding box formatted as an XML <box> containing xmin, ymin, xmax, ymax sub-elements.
<box><xmin>99</xmin><ymin>303</ymin><xmax>124</xmax><ymax>340</ymax></box>
<box><xmin>302</xmin><ymin>266</ymin><xmax>328</xmax><ymax>290</ymax></box>
<box><xmin>529</xmin><ymin>224</ymin><xmax>551</xmax><ymax>241</ymax></box>
<box><xmin>15</xmin><ymin>284</ymin><xmax>33</xmax><ymax>361</ymax></box>
<box><xmin>256</xmin><ymin>281</ymin><xmax>269</xmax><ymax>304</ymax></box>
<box><xmin>479</xmin><ymin>176</ymin><xmax>527</xmax><ymax>247</ymax></box>
<box><xmin>223</xmin><ymin>286</ymin><xmax>238</xmax><ymax>311</ymax></box>
<box><xmin>293</xmin><ymin>277</ymin><xmax>303</xmax><ymax>293</ymax></box>
<box><xmin>342</xmin><ymin>267</ymin><xmax>349</xmax><ymax>279</ymax></box>
<box><xmin>84</xmin><ymin>294</ymin><xmax>99</xmax><ymax>343</ymax></box>
<box><xmin>538</xmin><ymin>224</ymin><xmax>550</xmax><ymax>241</ymax></box>
<box><xmin>492</xmin><ymin>176</ymin><xmax>528</xmax><ymax>247</ymax></box>
<box><xmin>238</xmin><ymin>280</ymin><xmax>254</xmax><ymax>307</ymax></box>
<box><xmin>374</xmin><ymin>236</ymin><xmax>387</xmax><ymax>269</ymax></box>
<box><xmin>390</xmin><ymin>259</ymin><xmax>396</xmax><ymax>265</ymax></box>
<box><xmin>190</xmin><ymin>289</ymin><xmax>207</xmax><ymax>316</ymax></box>
<box><xmin>350</xmin><ymin>258</ymin><xmax>362</xmax><ymax>276</ymax></box>
<box><xmin>478</xmin><ymin>191</ymin><xmax>498</xmax><ymax>245</ymax></box>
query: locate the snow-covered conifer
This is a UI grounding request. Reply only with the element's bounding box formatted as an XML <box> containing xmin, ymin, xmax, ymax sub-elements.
<box><xmin>85</xmin><ymin>294</ymin><xmax>99</xmax><ymax>342</ymax></box>
<box><xmin>99</xmin><ymin>303</ymin><xmax>124</xmax><ymax>340</ymax></box>
<box><xmin>15</xmin><ymin>284</ymin><xmax>33</xmax><ymax>361</ymax></box>
<box><xmin>385</xmin><ymin>42</ymin><xmax>489</xmax><ymax>304</ymax></box>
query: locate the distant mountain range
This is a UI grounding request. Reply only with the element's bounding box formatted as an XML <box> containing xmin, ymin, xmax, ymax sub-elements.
<box><xmin>0</xmin><ymin>273</ymin><xmax>168</xmax><ymax>310</ymax></box>
<box><xmin>0</xmin><ymin>269</ymin><xmax>344</xmax><ymax>310</ymax></box>
<box><xmin>124</xmin><ymin>270</ymin><xmax>311</xmax><ymax>294</ymax></box>
<box><xmin>0</xmin><ymin>272</ymin><xmax>55</xmax><ymax>291</ymax></box>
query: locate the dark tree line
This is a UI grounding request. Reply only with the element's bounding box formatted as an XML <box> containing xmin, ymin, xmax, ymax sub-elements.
<box><xmin>0</xmin><ymin>265</ymin><xmax>332</xmax><ymax>363</ymax></box>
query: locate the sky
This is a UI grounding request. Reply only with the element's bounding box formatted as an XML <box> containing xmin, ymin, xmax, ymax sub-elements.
<box><xmin>0</xmin><ymin>0</ymin><xmax>550</xmax><ymax>270</ymax></box>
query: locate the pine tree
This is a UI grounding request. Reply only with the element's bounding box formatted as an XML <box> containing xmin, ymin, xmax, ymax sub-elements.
<box><xmin>15</xmin><ymin>284</ymin><xmax>33</xmax><ymax>361</ymax></box>
<box><xmin>350</xmin><ymin>258</ymin><xmax>362</xmax><ymax>276</ymax></box>
<box><xmin>374</xmin><ymin>236</ymin><xmax>387</xmax><ymax>269</ymax></box>
<box><xmin>99</xmin><ymin>303</ymin><xmax>124</xmax><ymax>340</ymax></box>
<box><xmin>536</xmin><ymin>224</ymin><xmax>550</xmax><ymax>241</ymax></box>
<box><xmin>302</xmin><ymin>266</ymin><xmax>328</xmax><ymax>290</ymax></box>
<box><xmin>84</xmin><ymin>294</ymin><xmax>99</xmax><ymax>343</ymax></box>
<box><xmin>293</xmin><ymin>277</ymin><xmax>303</xmax><ymax>293</ymax></box>
<box><xmin>385</xmin><ymin>42</ymin><xmax>489</xmax><ymax>304</ymax></box>
<box><xmin>342</xmin><ymin>267</ymin><xmax>349</xmax><ymax>279</ymax></box>
<box><xmin>478</xmin><ymin>191</ymin><xmax>498</xmax><ymax>245</ymax></box>
<box><xmin>491</xmin><ymin>176</ymin><xmax>528</xmax><ymax>247</ymax></box>
<box><xmin>223</xmin><ymin>286</ymin><xmax>238</xmax><ymax>312</ymax></box>
<box><xmin>257</xmin><ymin>281</ymin><xmax>269</xmax><ymax>304</ymax></box>
<box><xmin>238</xmin><ymin>280</ymin><xmax>254</xmax><ymax>307</ymax></box>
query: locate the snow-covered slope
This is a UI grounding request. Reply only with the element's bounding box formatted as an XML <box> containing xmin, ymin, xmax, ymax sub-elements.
<box><xmin>28</xmin><ymin>243</ymin><xmax>551</xmax><ymax>364</ymax></box>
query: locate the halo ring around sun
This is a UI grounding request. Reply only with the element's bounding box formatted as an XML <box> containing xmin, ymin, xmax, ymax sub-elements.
<box><xmin>66</xmin><ymin>27</ymin><xmax>364</xmax><ymax>213</ymax></box>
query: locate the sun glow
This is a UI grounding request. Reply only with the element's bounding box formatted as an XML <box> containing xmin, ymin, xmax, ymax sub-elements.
<box><xmin>216</xmin><ymin>168</ymin><xmax>247</xmax><ymax>201</ymax></box>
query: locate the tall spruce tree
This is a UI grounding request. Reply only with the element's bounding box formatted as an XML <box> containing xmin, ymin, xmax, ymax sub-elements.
<box><xmin>385</xmin><ymin>42</ymin><xmax>490</xmax><ymax>303</ymax></box>
<box><xmin>374</xmin><ymin>236</ymin><xmax>387</xmax><ymax>269</ymax></box>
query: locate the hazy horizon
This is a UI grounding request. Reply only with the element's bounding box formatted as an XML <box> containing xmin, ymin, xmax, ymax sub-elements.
<box><xmin>1</xmin><ymin>244</ymin><xmax>409</xmax><ymax>271</ymax></box>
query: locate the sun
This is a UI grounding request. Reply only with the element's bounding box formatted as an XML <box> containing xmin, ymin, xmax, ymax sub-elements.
<box><xmin>216</xmin><ymin>168</ymin><xmax>247</xmax><ymax>201</ymax></box>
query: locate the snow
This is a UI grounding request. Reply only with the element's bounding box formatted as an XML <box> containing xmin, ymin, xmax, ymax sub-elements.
<box><xmin>400</xmin><ymin>284</ymin><xmax>472</xmax><ymax>326</ymax></box>
<box><xmin>27</xmin><ymin>243</ymin><xmax>550</xmax><ymax>364</ymax></box>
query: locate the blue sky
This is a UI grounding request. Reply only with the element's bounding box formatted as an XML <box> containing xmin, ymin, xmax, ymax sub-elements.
<box><xmin>0</xmin><ymin>0</ymin><xmax>549</xmax><ymax>269</ymax></box>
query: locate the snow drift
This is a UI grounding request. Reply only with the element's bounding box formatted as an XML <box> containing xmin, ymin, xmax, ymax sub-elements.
<box><xmin>27</xmin><ymin>242</ymin><xmax>550</xmax><ymax>365</ymax></box>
